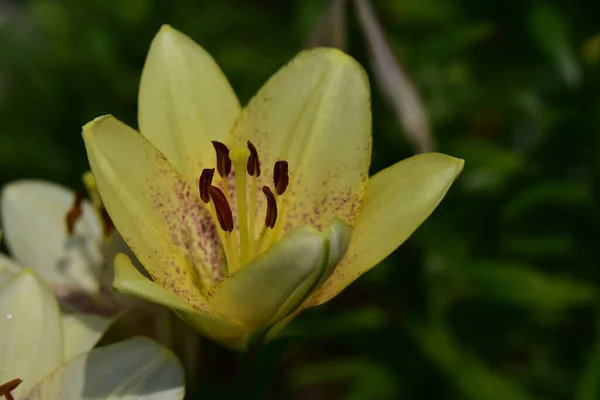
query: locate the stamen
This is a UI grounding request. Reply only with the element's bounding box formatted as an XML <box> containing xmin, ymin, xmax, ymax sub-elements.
<box><xmin>0</xmin><ymin>378</ymin><xmax>22</xmax><ymax>400</ymax></box>
<box><xmin>208</xmin><ymin>186</ymin><xmax>234</xmax><ymax>233</ymax></box>
<box><xmin>212</xmin><ymin>141</ymin><xmax>233</xmax><ymax>211</ymax></box>
<box><xmin>256</xmin><ymin>186</ymin><xmax>278</xmax><ymax>254</ymax></box>
<box><xmin>230</xmin><ymin>146</ymin><xmax>251</xmax><ymax>264</ymax></box>
<box><xmin>246</xmin><ymin>141</ymin><xmax>261</xmax><ymax>177</ymax></box>
<box><xmin>208</xmin><ymin>185</ymin><xmax>237</xmax><ymax>271</ymax></box>
<box><xmin>199</xmin><ymin>168</ymin><xmax>215</xmax><ymax>203</ymax></box>
<box><xmin>247</xmin><ymin>141</ymin><xmax>261</xmax><ymax>258</ymax></box>
<box><xmin>262</xmin><ymin>186</ymin><xmax>278</xmax><ymax>229</ymax></box>
<box><xmin>211</xmin><ymin>141</ymin><xmax>232</xmax><ymax>178</ymax></box>
<box><xmin>273</xmin><ymin>160</ymin><xmax>289</xmax><ymax>195</ymax></box>
<box><xmin>65</xmin><ymin>191</ymin><xmax>85</xmax><ymax>235</ymax></box>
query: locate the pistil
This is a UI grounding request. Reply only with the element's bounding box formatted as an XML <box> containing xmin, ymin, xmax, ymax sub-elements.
<box><xmin>246</xmin><ymin>141</ymin><xmax>261</xmax><ymax>257</ymax></box>
<box><xmin>229</xmin><ymin>146</ymin><xmax>251</xmax><ymax>265</ymax></box>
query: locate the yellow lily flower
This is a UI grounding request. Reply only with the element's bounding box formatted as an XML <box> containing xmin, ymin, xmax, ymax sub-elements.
<box><xmin>82</xmin><ymin>25</ymin><xmax>464</xmax><ymax>350</ymax></box>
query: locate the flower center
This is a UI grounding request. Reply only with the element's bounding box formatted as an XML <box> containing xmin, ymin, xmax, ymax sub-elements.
<box><xmin>199</xmin><ymin>140</ymin><xmax>289</xmax><ymax>273</ymax></box>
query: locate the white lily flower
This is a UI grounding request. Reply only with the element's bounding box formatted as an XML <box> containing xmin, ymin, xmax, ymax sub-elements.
<box><xmin>0</xmin><ymin>265</ymin><xmax>185</xmax><ymax>399</ymax></box>
<box><xmin>1</xmin><ymin>180</ymin><xmax>104</xmax><ymax>295</ymax></box>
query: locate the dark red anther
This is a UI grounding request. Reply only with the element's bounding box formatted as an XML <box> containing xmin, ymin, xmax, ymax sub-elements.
<box><xmin>246</xmin><ymin>141</ymin><xmax>261</xmax><ymax>177</ymax></box>
<box><xmin>199</xmin><ymin>168</ymin><xmax>215</xmax><ymax>203</ymax></box>
<box><xmin>99</xmin><ymin>207</ymin><xmax>114</xmax><ymax>237</ymax></box>
<box><xmin>208</xmin><ymin>186</ymin><xmax>234</xmax><ymax>232</ymax></box>
<box><xmin>273</xmin><ymin>161</ymin><xmax>289</xmax><ymax>195</ymax></box>
<box><xmin>0</xmin><ymin>378</ymin><xmax>22</xmax><ymax>400</ymax></box>
<box><xmin>65</xmin><ymin>192</ymin><xmax>86</xmax><ymax>235</ymax></box>
<box><xmin>262</xmin><ymin>186</ymin><xmax>278</xmax><ymax>229</ymax></box>
<box><xmin>211</xmin><ymin>141</ymin><xmax>232</xmax><ymax>178</ymax></box>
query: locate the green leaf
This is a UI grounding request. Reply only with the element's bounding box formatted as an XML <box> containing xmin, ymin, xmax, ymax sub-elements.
<box><xmin>529</xmin><ymin>3</ymin><xmax>581</xmax><ymax>87</ymax></box>
<box><xmin>286</xmin><ymin>306</ymin><xmax>388</xmax><ymax>338</ymax></box>
<box><xmin>468</xmin><ymin>261</ymin><xmax>597</xmax><ymax>311</ymax></box>
<box><xmin>450</xmin><ymin>139</ymin><xmax>525</xmax><ymax>194</ymax></box>
<box><xmin>577</xmin><ymin>313</ymin><xmax>600</xmax><ymax>400</ymax></box>
<box><xmin>408</xmin><ymin>321</ymin><xmax>539</xmax><ymax>400</ymax></box>
<box><xmin>501</xmin><ymin>180</ymin><xmax>592</xmax><ymax>220</ymax></box>
<box><xmin>289</xmin><ymin>358</ymin><xmax>398</xmax><ymax>400</ymax></box>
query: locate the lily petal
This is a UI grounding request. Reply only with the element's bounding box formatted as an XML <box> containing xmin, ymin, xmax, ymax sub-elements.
<box><xmin>0</xmin><ymin>269</ymin><xmax>63</xmax><ymax>397</ymax></box>
<box><xmin>1</xmin><ymin>180</ymin><xmax>103</xmax><ymax>293</ymax></box>
<box><xmin>229</xmin><ymin>48</ymin><xmax>371</xmax><ymax>234</ymax></box>
<box><xmin>83</xmin><ymin>115</ymin><xmax>223</xmax><ymax>305</ymax></box>
<box><xmin>263</xmin><ymin>219</ymin><xmax>351</xmax><ymax>342</ymax></box>
<box><xmin>114</xmin><ymin>253</ymin><xmax>245</xmax><ymax>349</ymax></box>
<box><xmin>23</xmin><ymin>337</ymin><xmax>185</xmax><ymax>400</ymax></box>
<box><xmin>139</xmin><ymin>25</ymin><xmax>241</xmax><ymax>184</ymax></box>
<box><xmin>208</xmin><ymin>226</ymin><xmax>328</xmax><ymax>332</ymax></box>
<box><xmin>308</xmin><ymin>153</ymin><xmax>464</xmax><ymax>306</ymax></box>
<box><xmin>317</xmin><ymin>218</ymin><xmax>352</xmax><ymax>288</ymax></box>
<box><xmin>61</xmin><ymin>313</ymin><xmax>116</xmax><ymax>362</ymax></box>
<box><xmin>0</xmin><ymin>253</ymin><xmax>20</xmax><ymax>286</ymax></box>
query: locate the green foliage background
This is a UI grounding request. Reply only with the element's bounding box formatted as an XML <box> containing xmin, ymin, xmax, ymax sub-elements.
<box><xmin>1</xmin><ymin>0</ymin><xmax>600</xmax><ymax>398</ymax></box>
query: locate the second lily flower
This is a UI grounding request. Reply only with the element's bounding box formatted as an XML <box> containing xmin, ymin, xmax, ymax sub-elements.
<box><xmin>83</xmin><ymin>25</ymin><xmax>463</xmax><ymax>350</ymax></box>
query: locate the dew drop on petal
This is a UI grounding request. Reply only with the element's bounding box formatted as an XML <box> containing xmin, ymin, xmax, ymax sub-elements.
<box><xmin>6</xmin><ymin>313</ymin><xmax>12</xmax><ymax>320</ymax></box>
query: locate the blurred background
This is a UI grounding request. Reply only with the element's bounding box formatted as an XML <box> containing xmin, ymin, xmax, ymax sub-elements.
<box><xmin>1</xmin><ymin>0</ymin><xmax>599</xmax><ymax>398</ymax></box>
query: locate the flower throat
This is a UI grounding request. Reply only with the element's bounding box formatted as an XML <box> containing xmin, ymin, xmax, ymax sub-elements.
<box><xmin>199</xmin><ymin>140</ymin><xmax>289</xmax><ymax>273</ymax></box>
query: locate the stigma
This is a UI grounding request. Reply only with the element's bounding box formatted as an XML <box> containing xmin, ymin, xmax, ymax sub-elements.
<box><xmin>198</xmin><ymin>140</ymin><xmax>289</xmax><ymax>272</ymax></box>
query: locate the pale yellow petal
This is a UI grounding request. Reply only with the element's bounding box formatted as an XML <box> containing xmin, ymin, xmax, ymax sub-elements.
<box><xmin>139</xmin><ymin>25</ymin><xmax>241</xmax><ymax>184</ymax></box>
<box><xmin>114</xmin><ymin>253</ymin><xmax>245</xmax><ymax>349</ymax></box>
<box><xmin>316</xmin><ymin>218</ymin><xmax>352</xmax><ymax>288</ymax></box>
<box><xmin>23</xmin><ymin>338</ymin><xmax>185</xmax><ymax>400</ymax></box>
<box><xmin>113</xmin><ymin>253</ymin><xmax>204</xmax><ymax>311</ymax></box>
<box><xmin>208</xmin><ymin>226</ymin><xmax>328</xmax><ymax>333</ymax></box>
<box><xmin>229</xmin><ymin>48</ymin><xmax>371</xmax><ymax>235</ymax></box>
<box><xmin>83</xmin><ymin>115</ymin><xmax>224</xmax><ymax>304</ymax></box>
<box><xmin>263</xmin><ymin>219</ymin><xmax>351</xmax><ymax>342</ymax></box>
<box><xmin>308</xmin><ymin>153</ymin><xmax>464</xmax><ymax>306</ymax></box>
<box><xmin>1</xmin><ymin>180</ymin><xmax>103</xmax><ymax>293</ymax></box>
<box><xmin>61</xmin><ymin>313</ymin><xmax>115</xmax><ymax>362</ymax></box>
<box><xmin>0</xmin><ymin>269</ymin><xmax>63</xmax><ymax>397</ymax></box>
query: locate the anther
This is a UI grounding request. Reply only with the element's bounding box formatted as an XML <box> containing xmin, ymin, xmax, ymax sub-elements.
<box><xmin>65</xmin><ymin>192</ymin><xmax>86</xmax><ymax>235</ymax></box>
<box><xmin>262</xmin><ymin>186</ymin><xmax>278</xmax><ymax>229</ymax></box>
<box><xmin>199</xmin><ymin>168</ymin><xmax>215</xmax><ymax>203</ymax></box>
<box><xmin>99</xmin><ymin>207</ymin><xmax>114</xmax><ymax>237</ymax></box>
<box><xmin>208</xmin><ymin>186</ymin><xmax>234</xmax><ymax>232</ymax></box>
<box><xmin>0</xmin><ymin>378</ymin><xmax>22</xmax><ymax>400</ymax></box>
<box><xmin>211</xmin><ymin>141</ymin><xmax>232</xmax><ymax>178</ymax></box>
<box><xmin>273</xmin><ymin>160</ymin><xmax>289</xmax><ymax>195</ymax></box>
<box><xmin>246</xmin><ymin>141</ymin><xmax>261</xmax><ymax>177</ymax></box>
